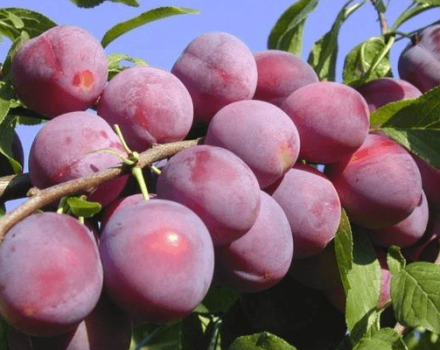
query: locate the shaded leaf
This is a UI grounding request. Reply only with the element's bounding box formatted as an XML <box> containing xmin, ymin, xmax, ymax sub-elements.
<box><xmin>391</xmin><ymin>262</ymin><xmax>440</xmax><ymax>333</ymax></box>
<box><xmin>353</xmin><ymin>328</ymin><xmax>408</xmax><ymax>350</ymax></box>
<box><xmin>267</xmin><ymin>0</ymin><xmax>320</xmax><ymax>55</ymax></box>
<box><xmin>0</xmin><ymin>8</ymin><xmax>55</xmax><ymax>41</ymax></box>
<box><xmin>228</xmin><ymin>332</ymin><xmax>298</xmax><ymax>350</ymax></box>
<box><xmin>107</xmin><ymin>53</ymin><xmax>148</xmax><ymax>80</ymax></box>
<box><xmin>101</xmin><ymin>6</ymin><xmax>200</xmax><ymax>48</ymax></box>
<box><xmin>342</xmin><ymin>37</ymin><xmax>392</xmax><ymax>87</ymax></box>
<box><xmin>334</xmin><ymin>209</ymin><xmax>353</xmax><ymax>289</ymax></box>
<box><xmin>387</xmin><ymin>246</ymin><xmax>406</xmax><ymax>276</ymax></box>
<box><xmin>131</xmin><ymin>322</ymin><xmax>181</xmax><ymax>350</ymax></box>
<box><xmin>308</xmin><ymin>0</ymin><xmax>365</xmax><ymax>81</ymax></box>
<box><xmin>66</xmin><ymin>197</ymin><xmax>102</xmax><ymax>218</ymax></box>
<box><xmin>196</xmin><ymin>285</ymin><xmax>240</xmax><ymax>315</ymax></box>
<box><xmin>369</xmin><ymin>86</ymin><xmax>440</xmax><ymax>170</ymax></box>
<box><xmin>69</xmin><ymin>0</ymin><xmax>139</xmax><ymax>8</ymax></box>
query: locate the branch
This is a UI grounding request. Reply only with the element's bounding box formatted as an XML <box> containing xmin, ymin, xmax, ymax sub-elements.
<box><xmin>370</xmin><ymin>0</ymin><xmax>389</xmax><ymax>35</ymax></box>
<box><xmin>0</xmin><ymin>138</ymin><xmax>202</xmax><ymax>240</ymax></box>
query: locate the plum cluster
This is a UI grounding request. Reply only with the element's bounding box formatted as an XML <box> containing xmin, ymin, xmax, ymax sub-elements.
<box><xmin>2</xmin><ymin>22</ymin><xmax>440</xmax><ymax>349</ymax></box>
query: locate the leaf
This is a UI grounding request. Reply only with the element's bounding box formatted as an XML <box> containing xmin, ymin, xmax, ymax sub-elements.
<box><xmin>228</xmin><ymin>332</ymin><xmax>298</xmax><ymax>350</ymax></box>
<box><xmin>107</xmin><ymin>53</ymin><xmax>148</xmax><ymax>80</ymax></box>
<box><xmin>1</xmin><ymin>30</ymin><xmax>30</xmax><ymax>79</ymax></box>
<box><xmin>307</xmin><ymin>0</ymin><xmax>365</xmax><ymax>81</ymax></box>
<box><xmin>334</xmin><ymin>209</ymin><xmax>353</xmax><ymax>289</ymax></box>
<box><xmin>131</xmin><ymin>322</ymin><xmax>182</xmax><ymax>350</ymax></box>
<box><xmin>69</xmin><ymin>0</ymin><xmax>139</xmax><ymax>8</ymax></box>
<box><xmin>374</xmin><ymin>0</ymin><xmax>387</xmax><ymax>13</ymax></box>
<box><xmin>353</xmin><ymin>328</ymin><xmax>408</xmax><ymax>350</ymax></box>
<box><xmin>0</xmin><ymin>8</ymin><xmax>56</xmax><ymax>41</ymax></box>
<box><xmin>66</xmin><ymin>197</ymin><xmax>102</xmax><ymax>218</ymax></box>
<box><xmin>101</xmin><ymin>6</ymin><xmax>200</xmax><ymax>48</ymax></box>
<box><xmin>369</xmin><ymin>86</ymin><xmax>440</xmax><ymax>170</ymax></box>
<box><xmin>413</xmin><ymin>0</ymin><xmax>440</xmax><ymax>6</ymax></box>
<box><xmin>392</xmin><ymin>3</ymin><xmax>439</xmax><ymax>30</ymax></box>
<box><xmin>196</xmin><ymin>285</ymin><xmax>240</xmax><ymax>315</ymax></box>
<box><xmin>267</xmin><ymin>0</ymin><xmax>320</xmax><ymax>56</ymax></box>
<box><xmin>342</xmin><ymin>37</ymin><xmax>392</xmax><ymax>87</ymax></box>
<box><xmin>391</xmin><ymin>262</ymin><xmax>440</xmax><ymax>333</ymax></box>
<box><xmin>387</xmin><ymin>246</ymin><xmax>406</xmax><ymax>276</ymax></box>
<box><xmin>345</xmin><ymin>229</ymin><xmax>381</xmax><ymax>332</ymax></box>
<box><xmin>0</xmin><ymin>316</ymin><xmax>9</xmax><ymax>350</ymax></box>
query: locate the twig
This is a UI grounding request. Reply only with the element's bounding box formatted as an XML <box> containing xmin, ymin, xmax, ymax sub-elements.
<box><xmin>0</xmin><ymin>138</ymin><xmax>202</xmax><ymax>240</ymax></box>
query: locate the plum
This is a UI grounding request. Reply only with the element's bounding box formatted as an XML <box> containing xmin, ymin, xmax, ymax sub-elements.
<box><xmin>356</xmin><ymin>77</ymin><xmax>422</xmax><ymax>113</ymax></box>
<box><xmin>398</xmin><ymin>25</ymin><xmax>440</xmax><ymax>93</ymax></box>
<box><xmin>253</xmin><ymin>50</ymin><xmax>319</xmax><ymax>107</ymax></box>
<box><xmin>11</xmin><ymin>25</ymin><xmax>108</xmax><ymax>118</ymax></box>
<box><xmin>325</xmin><ymin>133</ymin><xmax>423</xmax><ymax>229</ymax></box>
<box><xmin>0</xmin><ymin>212</ymin><xmax>103</xmax><ymax>337</ymax></box>
<box><xmin>281</xmin><ymin>81</ymin><xmax>370</xmax><ymax>163</ymax></box>
<box><xmin>97</xmin><ymin>66</ymin><xmax>194</xmax><ymax>152</ymax></box>
<box><xmin>172</xmin><ymin>32</ymin><xmax>258</xmax><ymax>125</ymax></box>
<box><xmin>204</xmin><ymin>100</ymin><xmax>300</xmax><ymax>188</ymax></box>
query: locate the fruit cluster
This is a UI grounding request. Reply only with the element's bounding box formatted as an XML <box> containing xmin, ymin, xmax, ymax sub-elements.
<box><xmin>1</xmin><ymin>22</ymin><xmax>440</xmax><ymax>349</ymax></box>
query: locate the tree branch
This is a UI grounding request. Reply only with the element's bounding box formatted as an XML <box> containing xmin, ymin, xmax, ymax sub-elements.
<box><xmin>0</xmin><ymin>138</ymin><xmax>202</xmax><ymax>240</ymax></box>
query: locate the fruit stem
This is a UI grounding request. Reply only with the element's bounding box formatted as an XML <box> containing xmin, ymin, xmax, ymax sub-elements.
<box><xmin>113</xmin><ymin>124</ymin><xmax>133</xmax><ymax>157</ymax></box>
<box><xmin>132</xmin><ymin>167</ymin><xmax>150</xmax><ymax>201</ymax></box>
<box><xmin>57</xmin><ymin>197</ymin><xmax>67</xmax><ymax>214</ymax></box>
<box><xmin>150</xmin><ymin>165</ymin><xmax>162</xmax><ymax>175</ymax></box>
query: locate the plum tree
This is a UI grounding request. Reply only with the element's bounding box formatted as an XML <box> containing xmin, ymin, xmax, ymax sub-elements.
<box><xmin>325</xmin><ymin>133</ymin><xmax>423</xmax><ymax>229</ymax></box>
<box><xmin>204</xmin><ymin>99</ymin><xmax>300</xmax><ymax>188</ymax></box>
<box><xmin>213</xmin><ymin>191</ymin><xmax>293</xmax><ymax>293</ymax></box>
<box><xmin>28</xmin><ymin>111</ymin><xmax>128</xmax><ymax>206</ymax></box>
<box><xmin>266</xmin><ymin>164</ymin><xmax>341</xmax><ymax>259</ymax></box>
<box><xmin>99</xmin><ymin>199</ymin><xmax>214</xmax><ymax>325</ymax></box>
<box><xmin>156</xmin><ymin>145</ymin><xmax>261</xmax><ymax>245</ymax></box>
<box><xmin>398</xmin><ymin>25</ymin><xmax>440</xmax><ymax>93</ymax></box>
<box><xmin>97</xmin><ymin>66</ymin><xmax>194</xmax><ymax>152</ymax></box>
<box><xmin>171</xmin><ymin>32</ymin><xmax>258</xmax><ymax>125</ymax></box>
<box><xmin>0</xmin><ymin>212</ymin><xmax>103</xmax><ymax>337</ymax></box>
<box><xmin>356</xmin><ymin>77</ymin><xmax>422</xmax><ymax>112</ymax></box>
<box><xmin>281</xmin><ymin>81</ymin><xmax>370</xmax><ymax>163</ymax></box>
<box><xmin>253</xmin><ymin>50</ymin><xmax>319</xmax><ymax>107</ymax></box>
<box><xmin>11</xmin><ymin>25</ymin><xmax>108</xmax><ymax>118</ymax></box>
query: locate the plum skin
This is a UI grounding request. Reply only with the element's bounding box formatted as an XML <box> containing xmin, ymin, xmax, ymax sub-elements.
<box><xmin>253</xmin><ymin>49</ymin><xmax>319</xmax><ymax>107</ymax></box>
<box><xmin>0</xmin><ymin>212</ymin><xmax>103</xmax><ymax>337</ymax></box>
<box><xmin>11</xmin><ymin>25</ymin><xmax>108</xmax><ymax>118</ymax></box>
<box><xmin>204</xmin><ymin>100</ymin><xmax>300</xmax><ymax>189</ymax></box>
<box><xmin>99</xmin><ymin>199</ymin><xmax>215</xmax><ymax>325</ymax></box>
<box><xmin>325</xmin><ymin>133</ymin><xmax>423</xmax><ymax>229</ymax></box>
<box><xmin>281</xmin><ymin>81</ymin><xmax>370</xmax><ymax>164</ymax></box>
<box><xmin>172</xmin><ymin>32</ymin><xmax>258</xmax><ymax>125</ymax></box>
<box><xmin>97</xmin><ymin>66</ymin><xmax>194</xmax><ymax>152</ymax></box>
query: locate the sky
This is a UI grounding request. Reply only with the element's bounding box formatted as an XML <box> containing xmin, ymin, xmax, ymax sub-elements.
<box><xmin>1</xmin><ymin>0</ymin><xmax>440</xmax><ymax>210</ymax></box>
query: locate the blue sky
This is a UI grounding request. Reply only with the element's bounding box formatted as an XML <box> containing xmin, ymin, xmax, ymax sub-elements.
<box><xmin>1</xmin><ymin>0</ymin><xmax>439</xmax><ymax>210</ymax></box>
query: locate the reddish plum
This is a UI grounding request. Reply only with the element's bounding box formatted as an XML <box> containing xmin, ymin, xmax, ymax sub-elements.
<box><xmin>156</xmin><ymin>145</ymin><xmax>261</xmax><ymax>245</ymax></box>
<box><xmin>11</xmin><ymin>25</ymin><xmax>107</xmax><ymax>118</ymax></box>
<box><xmin>0</xmin><ymin>213</ymin><xmax>103</xmax><ymax>337</ymax></box>
<box><xmin>281</xmin><ymin>81</ymin><xmax>370</xmax><ymax>163</ymax></box>
<box><xmin>253</xmin><ymin>50</ymin><xmax>319</xmax><ymax>107</ymax></box>
<box><xmin>325</xmin><ymin>133</ymin><xmax>423</xmax><ymax>229</ymax></box>
<box><xmin>204</xmin><ymin>100</ymin><xmax>300</xmax><ymax>188</ymax></box>
<box><xmin>172</xmin><ymin>32</ymin><xmax>258</xmax><ymax>125</ymax></box>
<box><xmin>97</xmin><ymin>66</ymin><xmax>193</xmax><ymax>152</ymax></box>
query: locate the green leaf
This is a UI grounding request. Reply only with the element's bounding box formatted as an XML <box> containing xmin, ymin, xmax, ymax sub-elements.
<box><xmin>370</xmin><ymin>86</ymin><xmax>440</xmax><ymax>170</ymax></box>
<box><xmin>345</xmin><ymin>229</ymin><xmax>381</xmax><ymax>332</ymax></box>
<box><xmin>392</xmin><ymin>3</ymin><xmax>439</xmax><ymax>30</ymax></box>
<box><xmin>387</xmin><ymin>246</ymin><xmax>406</xmax><ymax>276</ymax></box>
<box><xmin>2</xmin><ymin>30</ymin><xmax>30</xmax><ymax>79</ymax></box>
<box><xmin>107</xmin><ymin>53</ymin><xmax>148</xmax><ymax>80</ymax></box>
<box><xmin>196</xmin><ymin>285</ymin><xmax>240</xmax><ymax>315</ymax></box>
<box><xmin>66</xmin><ymin>197</ymin><xmax>102</xmax><ymax>218</ymax></box>
<box><xmin>374</xmin><ymin>0</ymin><xmax>387</xmax><ymax>13</ymax></box>
<box><xmin>334</xmin><ymin>209</ymin><xmax>353</xmax><ymax>289</ymax></box>
<box><xmin>69</xmin><ymin>0</ymin><xmax>139</xmax><ymax>8</ymax></box>
<box><xmin>392</xmin><ymin>261</ymin><xmax>440</xmax><ymax>333</ymax></box>
<box><xmin>307</xmin><ymin>0</ymin><xmax>365</xmax><ymax>81</ymax></box>
<box><xmin>342</xmin><ymin>37</ymin><xmax>392</xmax><ymax>87</ymax></box>
<box><xmin>353</xmin><ymin>328</ymin><xmax>408</xmax><ymax>350</ymax></box>
<box><xmin>267</xmin><ymin>0</ymin><xmax>320</xmax><ymax>56</ymax></box>
<box><xmin>228</xmin><ymin>332</ymin><xmax>298</xmax><ymax>350</ymax></box>
<box><xmin>413</xmin><ymin>0</ymin><xmax>440</xmax><ymax>6</ymax></box>
<box><xmin>131</xmin><ymin>322</ymin><xmax>182</xmax><ymax>350</ymax></box>
<box><xmin>0</xmin><ymin>8</ymin><xmax>56</xmax><ymax>41</ymax></box>
<box><xmin>101</xmin><ymin>6</ymin><xmax>200</xmax><ymax>48</ymax></box>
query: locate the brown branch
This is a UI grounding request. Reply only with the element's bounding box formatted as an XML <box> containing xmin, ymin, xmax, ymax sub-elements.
<box><xmin>0</xmin><ymin>138</ymin><xmax>202</xmax><ymax>240</ymax></box>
